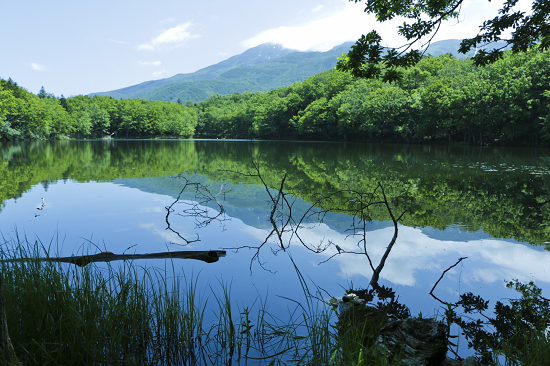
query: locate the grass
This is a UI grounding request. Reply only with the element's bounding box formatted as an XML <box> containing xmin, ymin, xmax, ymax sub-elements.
<box><xmin>2</xmin><ymin>234</ymin><xmax>548</xmax><ymax>365</ymax></box>
<box><xmin>0</xmin><ymin>234</ymin><xmax>352</xmax><ymax>366</ymax></box>
<box><xmin>491</xmin><ymin>329</ymin><xmax>550</xmax><ymax>366</ymax></box>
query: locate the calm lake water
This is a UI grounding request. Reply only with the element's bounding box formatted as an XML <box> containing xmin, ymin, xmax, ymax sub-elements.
<box><xmin>1</xmin><ymin>139</ymin><xmax>550</xmax><ymax>354</ymax></box>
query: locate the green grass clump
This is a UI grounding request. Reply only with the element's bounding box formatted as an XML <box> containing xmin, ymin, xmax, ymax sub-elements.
<box><xmin>3</xmin><ymin>235</ymin><xmax>548</xmax><ymax>366</ymax></box>
<box><xmin>0</xmin><ymin>236</ymin><xmax>345</xmax><ymax>365</ymax></box>
<box><xmin>491</xmin><ymin>328</ymin><xmax>550</xmax><ymax>366</ymax></box>
<box><xmin>2</xmin><ymin>242</ymin><xmax>156</xmax><ymax>365</ymax></box>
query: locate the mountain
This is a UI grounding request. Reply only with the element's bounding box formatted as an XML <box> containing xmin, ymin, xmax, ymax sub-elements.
<box><xmin>90</xmin><ymin>42</ymin><xmax>354</xmax><ymax>103</ymax></box>
<box><xmin>90</xmin><ymin>43</ymin><xmax>297</xmax><ymax>100</ymax></box>
<box><xmin>90</xmin><ymin>39</ymin><xmax>507</xmax><ymax>103</ymax></box>
<box><xmin>424</xmin><ymin>39</ymin><xmax>510</xmax><ymax>58</ymax></box>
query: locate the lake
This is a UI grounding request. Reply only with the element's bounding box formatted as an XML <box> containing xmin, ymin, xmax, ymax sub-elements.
<box><xmin>1</xmin><ymin>139</ymin><xmax>550</xmax><ymax>359</ymax></box>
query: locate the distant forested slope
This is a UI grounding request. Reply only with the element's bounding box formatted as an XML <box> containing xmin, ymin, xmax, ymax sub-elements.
<box><xmin>191</xmin><ymin>49</ymin><xmax>550</xmax><ymax>145</ymax></box>
<box><xmin>90</xmin><ymin>42</ymin><xmax>354</xmax><ymax>102</ymax></box>
<box><xmin>89</xmin><ymin>43</ymin><xmax>297</xmax><ymax>100</ymax></box>
<box><xmin>141</xmin><ymin>45</ymin><xmax>353</xmax><ymax>103</ymax></box>
<box><xmin>88</xmin><ymin>39</ymin><xmax>505</xmax><ymax>104</ymax></box>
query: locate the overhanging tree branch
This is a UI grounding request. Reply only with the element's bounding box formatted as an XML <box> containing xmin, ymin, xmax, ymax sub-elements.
<box><xmin>338</xmin><ymin>0</ymin><xmax>550</xmax><ymax>80</ymax></box>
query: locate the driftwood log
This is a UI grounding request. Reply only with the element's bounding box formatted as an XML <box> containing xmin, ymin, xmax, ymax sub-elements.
<box><xmin>3</xmin><ymin>250</ymin><xmax>226</xmax><ymax>267</ymax></box>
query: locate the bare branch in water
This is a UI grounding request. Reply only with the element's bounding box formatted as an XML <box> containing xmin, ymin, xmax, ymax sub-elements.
<box><xmin>369</xmin><ymin>183</ymin><xmax>407</xmax><ymax>291</ymax></box>
<box><xmin>217</xmin><ymin>152</ymin><xmax>406</xmax><ymax>278</ymax></box>
<box><xmin>430</xmin><ymin>257</ymin><xmax>469</xmax><ymax>306</ymax></box>
<box><xmin>165</xmin><ymin>176</ymin><xmax>230</xmax><ymax>245</ymax></box>
<box><xmin>165</xmin><ymin>151</ymin><xmax>407</xmax><ymax>286</ymax></box>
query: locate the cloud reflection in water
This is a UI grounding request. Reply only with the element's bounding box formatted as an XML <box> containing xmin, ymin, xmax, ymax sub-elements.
<box><xmin>243</xmin><ymin>221</ymin><xmax>550</xmax><ymax>291</ymax></box>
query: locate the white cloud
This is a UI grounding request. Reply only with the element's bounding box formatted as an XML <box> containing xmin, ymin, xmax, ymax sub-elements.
<box><xmin>138</xmin><ymin>22</ymin><xmax>199</xmax><ymax>51</ymax></box>
<box><xmin>139</xmin><ymin>222</ymin><xmax>194</xmax><ymax>248</ymax></box>
<box><xmin>153</xmin><ymin>70</ymin><xmax>167</xmax><ymax>77</ymax></box>
<box><xmin>138</xmin><ymin>206</ymin><xmax>163</xmax><ymax>213</ymax></box>
<box><xmin>139</xmin><ymin>61</ymin><xmax>162</xmax><ymax>66</ymax></box>
<box><xmin>326</xmin><ymin>226</ymin><xmax>550</xmax><ymax>287</ymax></box>
<box><xmin>242</xmin><ymin>0</ymin><xmax>535</xmax><ymax>52</ymax></box>
<box><xmin>241</xmin><ymin>1</ymin><xmax>405</xmax><ymax>52</ymax></box>
<box><xmin>312</xmin><ymin>5</ymin><xmax>323</xmax><ymax>13</ymax></box>
<box><xmin>30</xmin><ymin>62</ymin><xmax>46</xmax><ymax>71</ymax></box>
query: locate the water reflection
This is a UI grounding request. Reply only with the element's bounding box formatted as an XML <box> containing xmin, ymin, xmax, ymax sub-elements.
<box><xmin>1</xmin><ymin>178</ymin><xmax>548</xmax><ymax>319</ymax></box>
<box><xmin>241</xmin><ymin>218</ymin><xmax>550</xmax><ymax>313</ymax></box>
<box><xmin>303</xmin><ymin>225</ymin><xmax>550</xmax><ymax>287</ymax></box>
<box><xmin>1</xmin><ymin>140</ymin><xmax>550</xmax><ymax>324</ymax></box>
<box><xmin>2</xmin><ymin>140</ymin><xmax>550</xmax><ymax>246</ymax></box>
<box><xmin>3</xmin><ymin>140</ymin><xmax>550</xmax><ymax>363</ymax></box>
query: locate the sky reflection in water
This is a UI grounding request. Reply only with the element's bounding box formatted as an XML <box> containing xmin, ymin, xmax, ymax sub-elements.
<box><xmin>1</xmin><ymin>178</ymin><xmax>549</xmax><ymax>326</ymax></box>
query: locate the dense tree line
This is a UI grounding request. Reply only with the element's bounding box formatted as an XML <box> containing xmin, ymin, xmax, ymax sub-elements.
<box><xmin>0</xmin><ymin>78</ymin><xmax>198</xmax><ymax>140</ymax></box>
<box><xmin>2</xmin><ymin>48</ymin><xmax>550</xmax><ymax>144</ymax></box>
<box><xmin>193</xmin><ymin>49</ymin><xmax>550</xmax><ymax>145</ymax></box>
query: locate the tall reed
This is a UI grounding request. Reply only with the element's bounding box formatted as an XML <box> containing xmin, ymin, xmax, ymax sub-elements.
<box><xmin>0</xmin><ymin>234</ymin><xmax>340</xmax><ymax>365</ymax></box>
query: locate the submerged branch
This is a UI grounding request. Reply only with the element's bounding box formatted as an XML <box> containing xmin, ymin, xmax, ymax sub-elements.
<box><xmin>165</xmin><ymin>176</ymin><xmax>230</xmax><ymax>245</ymax></box>
<box><xmin>270</xmin><ymin>173</ymin><xmax>288</xmax><ymax>251</ymax></box>
<box><xmin>369</xmin><ymin>183</ymin><xmax>407</xmax><ymax>291</ymax></box>
<box><xmin>430</xmin><ymin>256</ymin><xmax>468</xmax><ymax>306</ymax></box>
<box><xmin>166</xmin><ymin>153</ymin><xmax>407</xmax><ymax>281</ymax></box>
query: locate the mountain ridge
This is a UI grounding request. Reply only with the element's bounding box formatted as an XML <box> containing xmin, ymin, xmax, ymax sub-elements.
<box><xmin>90</xmin><ymin>39</ymin><xmax>505</xmax><ymax>103</ymax></box>
<box><xmin>89</xmin><ymin>42</ymin><xmax>354</xmax><ymax>102</ymax></box>
<box><xmin>89</xmin><ymin>43</ymin><xmax>299</xmax><ymax>100</ymax></box>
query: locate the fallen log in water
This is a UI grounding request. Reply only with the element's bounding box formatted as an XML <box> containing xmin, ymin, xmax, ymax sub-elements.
<box><xmin>3</xmin><ymin>250</ymin><xmax>226</xmax><ymax>266</ymax></box>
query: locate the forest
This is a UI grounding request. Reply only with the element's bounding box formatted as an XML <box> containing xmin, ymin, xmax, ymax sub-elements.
<box><xmin>1</xmin><ymin>48</ymin><xmax>550</xmax><ymax>145</ymax></box>
<box><xmin>0</xmin><ymin>80</ymin><xmax>198</xmax><ymax>140</ymax></box>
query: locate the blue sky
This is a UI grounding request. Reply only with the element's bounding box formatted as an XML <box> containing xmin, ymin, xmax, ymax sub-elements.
<box><xmin>0</xmin><ymin>0</ymin><xmax>531</xmax><ymax>97</ymax></box>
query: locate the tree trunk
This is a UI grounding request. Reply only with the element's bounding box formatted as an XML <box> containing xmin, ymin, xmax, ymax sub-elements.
<box><xmin>0</xmin><ymin>277</ymin><xmax>21</xmax><ymax>366</ymax></box>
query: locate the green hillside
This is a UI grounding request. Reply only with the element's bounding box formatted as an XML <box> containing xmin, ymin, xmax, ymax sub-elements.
<box><xmin>88</xmin><ymin>39</ymin><xmax>507</xmax><ymax>104</ymax></box>
<box><xmin>90</xmin><ymin>42</ymin><xmax>354</xmax><ymax>102</ymax></box>
<box><xmin>89</xmin><ymin>43</ymin><xmax>296</xmax><ymax>100</ymax></box>
<box><xmin>142</xmin><ymin>44</ymin><xmax>354</xmax><ymax>102</ymax></box>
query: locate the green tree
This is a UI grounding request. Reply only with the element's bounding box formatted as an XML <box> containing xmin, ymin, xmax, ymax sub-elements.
<box><xmin>37</xmin><ymin>86</ymin><xmax>55</xmax><ymax>99</ymax></box>
<box><xmin>87</xmin><ymin>104</ymin><xmax>111</xmax><ymax>136</ymax></box>
<box><xmin>37</xmin><ymin>86</ymin><xmax>48</xmax><ymax>99</ymax></box>
<box><xmin>164</xmin><ymin>104</ymin><xmax>198</xmax><ymax>137</ymax></box>
<box><xmin>117</xmin><ymin>99</ymin><xmax>148</xmax><ymax>138</ymax></box>
<box><xmin>330</xmin><ymin>79</ymin><xmax>385</xmax><ymax>139</ymax></box>
<box><xmin>0</xmin><ymin>89</ymin><xmax>21</xmax><ymax>140</ymax></box>
<box><xmin>337</xmin><ymin>0</ymin><xmax>550</xmax><ymax>81</ymax></box>
<box><xmin>296</xmin><ymin>97</ymin><xmax>334</xmax><ymax>138</ymax></box>
<box><xmin>76</xmin><ymin>112</ymin><xmax>93</xmax><ymax>137</ymax></box>
<box><xmin>59</xmin><ymin>95</ymin><xmax>68</xmax><ymax>111</ymax></box>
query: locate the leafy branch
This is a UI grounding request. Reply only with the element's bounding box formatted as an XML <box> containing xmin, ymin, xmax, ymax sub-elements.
<box><xmin>338</xmin><ymin>0</ymin><xmax>550</xmax><ymax>81</ymax></box>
